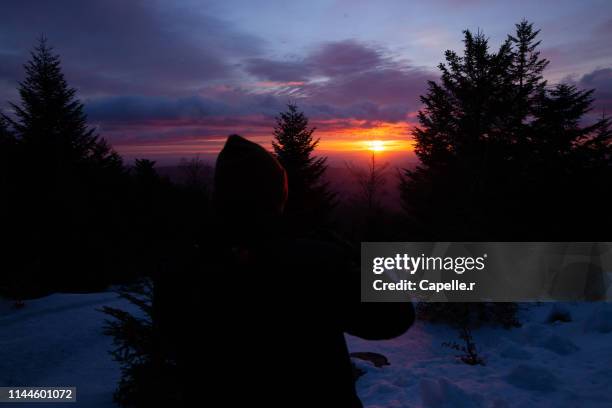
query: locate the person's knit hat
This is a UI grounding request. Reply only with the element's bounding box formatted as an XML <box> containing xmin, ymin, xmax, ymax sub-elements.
<box><xmin>214</xmin><ymin>135</ymin><xmax>288</xmax><ymax>224</ymax></box>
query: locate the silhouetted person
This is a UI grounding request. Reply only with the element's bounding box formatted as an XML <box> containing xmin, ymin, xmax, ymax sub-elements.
<box><xmin>159</xmin><ymin>135</ymin><xmax>414</xmax><ymax>407</ymax></box>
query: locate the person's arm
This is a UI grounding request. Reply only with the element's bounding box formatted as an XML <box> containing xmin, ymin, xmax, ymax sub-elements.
<box><xmin>342</xmin><ymin>262</ymin><xmax>414</xmax><ymax>339</ymax></box>
<box><xmin>326</xmin><ymin>245</ymin><xmax>415</xmax><ymax>340</ymax></box>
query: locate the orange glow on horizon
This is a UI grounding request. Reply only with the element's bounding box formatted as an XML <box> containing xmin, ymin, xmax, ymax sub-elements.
<box><xmin>112</xmin><ymin>118</ymin><xmax>417</xmax><ymax>160</ymax></box>
<box><xmin>315</xmin><ymin>120</ymin><xmax>415</xmax><ymax>154</ymax></box>
<box><xmin>318</xmin><ymin>138</ymin><xmax>414</xmax><ymax>154</ymax></box>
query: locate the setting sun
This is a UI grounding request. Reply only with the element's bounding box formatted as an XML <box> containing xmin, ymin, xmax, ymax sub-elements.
<box><xmin>367</xmin><ymin>140</ymin><xmax>386</xmax><ymax>152</ymax></box>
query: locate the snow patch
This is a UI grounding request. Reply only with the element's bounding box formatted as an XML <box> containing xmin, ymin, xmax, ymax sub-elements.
<box><xmin>506</xmin><ymin>364</ymin><xmax>559</xmax><ymax>392</ymax></box>
<box><xmin>420</xmin><ymin>378</ymin><xmax>484</xmax><ymax>408</ymax></box>
<box><xmin>583</xmin><ymin>304</ymin><xmax>612</xmax><ymax>334</ymax></box>
<box><xmin>535</xmin><ymin>334</ymin><xmax>579</xmax><ymax>355</ymax></box>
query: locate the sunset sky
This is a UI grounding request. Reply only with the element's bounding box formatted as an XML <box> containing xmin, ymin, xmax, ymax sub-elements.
<box><xmin>1</xmin><ymin>0</ymin><xmax>611</xmax><ymax>165</ymax></box>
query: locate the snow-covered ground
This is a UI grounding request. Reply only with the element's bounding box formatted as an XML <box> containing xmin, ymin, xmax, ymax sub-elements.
<box><xmin>1</xmin><ymin>294</ymin><xmax>611</xmax><ymax>407</ymax></box>
<box><xmin>348</xmin><ymin>303</ymin><xmax>612</xmax><ymax>408</ymax></box>
<box><xmin>0</xmin><ymin>292</ymin><xmax>137</xmax><ymax>408</ymax></box>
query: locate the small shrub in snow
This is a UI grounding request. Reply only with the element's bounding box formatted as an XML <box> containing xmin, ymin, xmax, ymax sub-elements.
<box><xmin>101</xmin><ymin>281</ymin><xmax>180</xmax><ymax>407</ymax></box>
<box><xmin>442</xmin><ymin>326</ymin><xmax>485</xmax><ymax>366</ymax></box>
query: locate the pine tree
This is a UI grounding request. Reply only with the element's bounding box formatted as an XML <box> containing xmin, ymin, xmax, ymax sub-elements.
<box><xmin>508</xmin><ymin>20</ymin><xmax>549</xmax><ymax>126</ymax></box>
<box><xmin>346</xmin><ymin>153</ymin><xmax>390</xmax><ymax>239</ymax></box>
<box><xmin>401</xmin><ymin>22</ymin><xmax>612</xmax><ymax>326</ymax></box>
<box><xmin>2</xmin><ymin>38</ymin><xmax>127</xmax><ymax>294</ymax></box>
<box><xmin>400</xmin><ymin>21</ymin><xmax>612</xmax><ymax>240</ymax></box>
<box><xmin>102</xmin><ymin>281</ymin><xmax>181</xmax><ymax>407</ymax></box>
<box><xmin>347</xmin><ymin>153</ymin><xmax>389</xmax><ymax>215</ymax></box>
<box><xmin>272</xmin><ymin>103</ymin><xmax>335</xmax><ymax>234</ymax></box>
<box><xmin>4</xmin><ymin>37</ymin><xmax>120</xmax><ymax>180</ymax></box>
<box><xmin>133</xmin><ymin>159</ymin><xmax>161</xmax><ymax>188</ymax></box>
<box><xmin>401</xmin><ymin>29</ymin><xmax>516</xmax><ymax>239</ymax></box>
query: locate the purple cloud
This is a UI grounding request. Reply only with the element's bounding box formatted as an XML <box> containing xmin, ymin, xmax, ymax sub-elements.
<box><xmin>0</xmin><ymin>0</ymin><xmax>264</xmax><ymax>97</ymax></box>
<box><xmin>578</xmin><ymin>67</ymin><xmax>612</xmax><ymax>113</ymax></box>
<box><xmin>83</xmin><ymin>39</ymin><xmax>434</xmax><ymax>127</ymax></box>
<box><xmin>308</xmin><ymin>40</ymin><xmax>386</xmax><ymax>77</ymax></box>
<box><xmin>243</xmin><ymin>58</ymin><xmax>311</xmax><ymax>82</ymax></box>
<box><xmin>242</xmin><ymin>40</ymin><xmax>435</xmax><ymax>121</ymax></box>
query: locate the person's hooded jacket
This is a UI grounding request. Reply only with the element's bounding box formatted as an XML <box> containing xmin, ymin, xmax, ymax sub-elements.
<box><xmin>161</xmin><ymin>135</ymin><xmax>414</xmax><ymax>407</ymax></box>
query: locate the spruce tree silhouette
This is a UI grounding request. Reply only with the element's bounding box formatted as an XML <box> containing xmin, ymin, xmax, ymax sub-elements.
<box><xmin>346</xmin><ymin>153</ymin><xmax>390</xmax><ymax>239</ymax></box>
<box><xmin>5</xmin><ymin>37</ymin><xmax>119</xmax><ymax>178</ymax></box>
<box><xmin>508</xmin><ymin>20</ymin><xmax>549</xmax><ymax>131</ymax></box>
<box><xmin>400</xmin><ymin>20</ymin><xmax>612</xmax><ymax>241</ymax></box>
<box><xmin>133</xmin><ymin>159</ymin><xmax>160</xmax><ymax>189</ymax></box>
<box><xmin>528</xmin><ymin>84</ymin><xmax>612</xmax><ymax>238</ymax></box>
<box><xmin>2</xmin><ymin>37</ymin><xmax>127</xmax><ymax>294</ymax></box>
<box><xmin>272</xmin><ymin>103</ymin><xmax>335</xmax><ymax>235</ymax></box>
